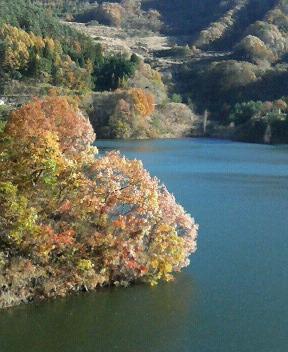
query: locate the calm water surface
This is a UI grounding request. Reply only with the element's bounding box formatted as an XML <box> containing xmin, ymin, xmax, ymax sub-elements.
<box><xmin>1</xmin><ymin>139</ymin><xmax>288</xmax><ymax>352</ymax></box>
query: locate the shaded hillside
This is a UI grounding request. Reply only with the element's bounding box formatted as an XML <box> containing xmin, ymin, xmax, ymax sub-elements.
<box><xmin>142</xmin><ymin>0</ymin><xmax>223</xmax><ymax>36</ymax></box>
<box><xmin>171</xmin><ymin>0</ymin><xmax>288</xmax><ymax>110</ymax></box>
<box><xmin>142</xmin><ymin>0</ymin><xmax>277</xmax><ymax>46</ymax></box>
<box><xmin>209</xmin><ymin>0</ymin><xmax>279</xmax><ymax>50</ymax></box>
<box><xmin>150</xmin><ymin>0</ymin><xmax>288</xmax><ymax>143</ymax></box>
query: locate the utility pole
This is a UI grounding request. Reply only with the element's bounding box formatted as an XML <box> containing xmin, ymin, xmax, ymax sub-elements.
<box><xmin>203</xmin><ymin>110</ymin><xmax>208</xmax><ymax>135</ymax></box>
<box><xmin>264</xmin><ymin>124</ymin><xmax>272</xmax><ymax>144</ymax></box>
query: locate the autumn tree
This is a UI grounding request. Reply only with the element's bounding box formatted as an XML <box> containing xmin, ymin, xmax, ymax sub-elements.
<box><xmin>129</xmin><ymin>88</ymin><xmax>155</xmax><ymax>118</ymax></box>
<box><xmin>0</xmin><ymin>24</ymin><xmax>33</xmax><ymax>72</ymax></box>
<box><xmin>5</xmin><ymin>97</ymin><xmax>95</xmax><ymax>154</ymax></box>
<box><xmin>0</xmin><ymin>97</ymin><xmax>198</xmax><ymax>309</ymax></box>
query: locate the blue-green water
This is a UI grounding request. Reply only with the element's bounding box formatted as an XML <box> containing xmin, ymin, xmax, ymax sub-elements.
<box><xmin>1</xmin><ymin>139</ymin><xmax>288</xmax><ymax>352</ymax></box>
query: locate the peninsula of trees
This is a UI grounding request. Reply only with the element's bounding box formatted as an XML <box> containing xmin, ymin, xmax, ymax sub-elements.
<box><xmin>0</xmin><ymin>97</ymin><xmax>198</xmax><ymax>309</ymax></box>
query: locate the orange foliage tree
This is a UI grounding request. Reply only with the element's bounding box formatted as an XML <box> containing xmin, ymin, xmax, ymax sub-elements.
<box><xmin>0</xmin><ymin>97</ymin><xmax>198</xmax><ymax>308</ymax></box>
<box><xmin>5</xmin><ymin>97</ymin><xmax>95</xmax><ymax>154</ymax></box>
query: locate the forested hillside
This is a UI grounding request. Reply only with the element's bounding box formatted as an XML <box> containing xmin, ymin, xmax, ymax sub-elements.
<box><xmin>45</xmin><ymin>0</ymin><xmax>288</xmax><ymax>143</ymax></box>
<box><xmin>1</xmin><ymin>0</ymin><xmax>189</xmax><ymax>139</ymax></box>
<box><xmin>2</xmin><ymin>0</ymin><xmax>288</xmax><ymax>142</ymax></box>
<box><xmin>142</xmin><ymin>0</ymin><xmax>288</xmax><ymax>143</ymax></box>
<box><xmin>0</xmin><ymin>0</ymin><xmax>150</xmax><ymax>96</ymax></box>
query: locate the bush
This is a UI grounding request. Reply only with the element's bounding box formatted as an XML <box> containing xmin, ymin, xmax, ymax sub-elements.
<box><xmin>171</xmin><ymin>93</ymin><xmax>183</xmax><ymax>104</ymax></box>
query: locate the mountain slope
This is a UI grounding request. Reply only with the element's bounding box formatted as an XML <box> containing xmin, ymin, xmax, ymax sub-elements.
<box><xmin>141</xmin><ymin>0</ymin><xmax>288</xmax><ymax>143</ymax></box>
<box><xmin>2</xmin><ymin>0</ymin><xmax>288</xmax><ymax>143</ymax></box>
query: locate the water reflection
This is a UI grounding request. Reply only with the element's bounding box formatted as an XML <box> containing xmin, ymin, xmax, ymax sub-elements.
<box><xmin>0</xmin><ymin>273</ymin><xmax>199</xmax><ymax>352</ymax></box>
<box><xmin>96</xmin><ymin>139</ymin><xmax>178</xmax><ymax>155</ymax></box>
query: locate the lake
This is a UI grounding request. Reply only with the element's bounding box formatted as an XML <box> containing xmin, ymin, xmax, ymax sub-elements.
<box><xmin>1</xmin><ymin>139</ymin><xmax>288</xmax><ymax>352</ymax></box>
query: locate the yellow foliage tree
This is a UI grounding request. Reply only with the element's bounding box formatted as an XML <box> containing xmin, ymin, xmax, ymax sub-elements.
<box><xmin>0</xmin><ymin>24</ymin><xmax>34</xmax><ymax>71</ymax></box>
<box><xmin>129</xmin><ymin>88</ymin><xmax>155</xmax><ymax>118</ymax></box>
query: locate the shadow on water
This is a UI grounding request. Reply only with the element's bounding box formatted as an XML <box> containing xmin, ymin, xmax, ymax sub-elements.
<box><xmin>0</xmin><ymin>273</ymin><xmax>199</xmax><ymax>352</ymax></box>
<box><xmin>96</xmin><ymin>139</ymin><xmax>182</xmax><ymax>155</ymax></box>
